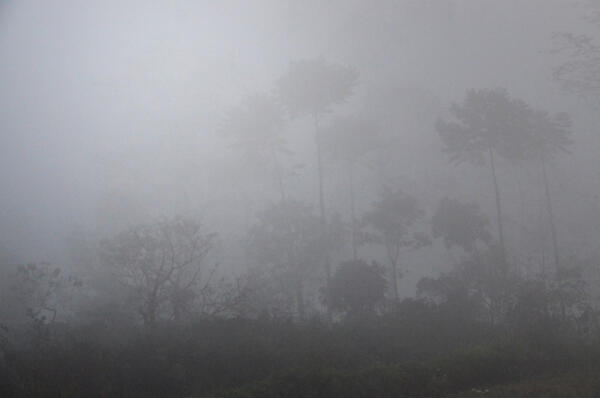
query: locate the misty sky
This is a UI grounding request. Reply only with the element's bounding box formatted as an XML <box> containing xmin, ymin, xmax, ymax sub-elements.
<box><xmin>0</xmin><ymin>0</ymin><xmax>592</xmax><ymax>265</ymax></box>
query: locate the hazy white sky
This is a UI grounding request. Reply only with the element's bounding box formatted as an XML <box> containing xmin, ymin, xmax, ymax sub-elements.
<box><xmin>0</xmin><ymin>0</ymin><xmax>590</xmax><ymax>264</ymax></box>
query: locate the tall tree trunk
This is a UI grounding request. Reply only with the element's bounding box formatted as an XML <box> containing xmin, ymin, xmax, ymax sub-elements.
<box><xmin>272</xmin><ymin>148</ymin><xmax>286</xmax><ymax>203</ymax></box>
<box><xmin>386</xmin><ymin>243</ymin><xmax>400</xmax><ymax>302</ymax></box>
<box><xmin>349</xmin><ymin>162</ymin><xmax>358</xmax><ymax>261</ymax></box>
<box><xmin>541</xmin><ymin>154</ymin><xmax>560</xmax><ymax>271</ymax></box>
<box><xmin>295</xmin><ymin>278</ymin><xmax>305</xmax><ymax>320</ymax></box>
<box><xmin>488</xmin><ymin>146</ymin><xmax>507</xmax><ymax>272</ymax></box>
<box><xmin>314</xmin><ymin>113</ymin><xmax>332</xmax><ymax>320</ymax></box>
<box><xmin>391</xmin><ymin>261</ymin><xmax>399</xmax><ymax>302</ymax></box>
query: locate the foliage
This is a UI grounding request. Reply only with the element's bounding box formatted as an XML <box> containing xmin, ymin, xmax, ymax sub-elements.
<box><xmin>432</xmin><ymin>197</ymin><xmax>492</xmax><ymax>253</ymax></box>
<box><xmin>436</xmin><ymin>88</ymin><xmax>531</xmax><ymax>165</ymax></box>
<box><xmin>327</xmin><ymin>259</ymin><xmax>386</xmax><ymax>317</ymax></box>
<box><xmin>526</xmin><ymin>110</ymin><xmax>572</xmax><ymax>161</ymax></box>
<box><xmin>219</xmin><ymin>93</ymin><xmax>290</xmax><ymax>196</ymax></box>
<box><xmin>362</xmin><ymin>187</ymin><xmax>430</xmax><ymax>299</ymax></box>
<box><xmin>276</xmin><ymin>57</ymin><xmax>358</xmax><ymax>119</ymax></box>
<box><xmin>248</xmin><ymin>201</ymin><xmax>342</xmax><ymax>317</ymax></box>
<box><xmin>14</xmin><ymin>263</ymin><xmax>81</xmax><ymax>326</ymax></box>
<box><xmin>100</xmin><ymin>216</ymin><xmax>216</xmax><ymax>326</ymax></box>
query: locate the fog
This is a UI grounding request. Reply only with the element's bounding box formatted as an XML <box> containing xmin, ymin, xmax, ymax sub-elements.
<box><xmin>3</xmin><ymin>1</ymin><xmax>600</xmax><ymax>396</ymax></box>
<box><xmin>0</xmin><ymin>0</ymin><xmax>581</xmax><ymax>260</ymax></box>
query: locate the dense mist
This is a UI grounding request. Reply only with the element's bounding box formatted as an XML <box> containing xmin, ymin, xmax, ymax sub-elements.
<box><xmin>3</xmin><ymin>1</ymin><xmax>600</xmax><ymax>397</ymax></box>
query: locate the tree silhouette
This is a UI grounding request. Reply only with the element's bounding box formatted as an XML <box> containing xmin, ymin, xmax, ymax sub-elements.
<box><xmin>432</xmin><ymin>197</ymin><xmax>492</xmax><ymax>255</ymax></box>
<box><xmin>552</xmin><ymin>4</ymin><xmax>600</xmax><ymax>107</ymax></box>
<box><xmin>362</xmin><ymin>187</ymin><xmax>430</xmax><ymax>301</ymax></box>
<box><xmin>276</xmin><ymin>57</ymin><xmax>358</xmax><ymax>316</ymax></box>
<box><xmin>322</xmin><ymin>115</ymin><xmax>381</xmax><ymax>260</ymax></box>
<box><xmin>100</xmin><ymin>217</ymin><xmax>216</xmax><ymax>327</ymax></box>
<box><xmin>526</xmin><ymin>110</ymin><xmax>572</xmax><ymax>271</ymax></box>
<box><xmin>327</xmin><ymin>259</ymin><xmax>386</xmax><ymax>318</ymax></box>
<box><xmin>219</xmin><ymin>93</ymin><xmax>289</xmax><ymax>202</ymax></box>
<box><xmin>436</xmin><ymin>88</ymin><xmax>531</xmax><ymax>270</ymax></box>
<box><xmin>249</xmin><ymin>200</ymin><xmax>336</xmax><ymax>319</ymax></box>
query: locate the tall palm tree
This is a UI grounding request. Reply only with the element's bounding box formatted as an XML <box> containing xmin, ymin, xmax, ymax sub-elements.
<box><xmin>527</xmin><ymin>110</ymin><xmax>572</xmax><ymax>271</ymax></box>
<box><xmin>276</xmin><ymin>57</ymin><xmax>358</xmax><ymax>301</ymax></box>
<box><xmin>436</xmin><ymin>88</ymin><xmax>531</xmax><ymax>271</ymax></box>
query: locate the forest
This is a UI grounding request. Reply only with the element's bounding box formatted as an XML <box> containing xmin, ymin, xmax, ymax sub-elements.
<box><xmin>3</xmin><ymin>0</ymin><xmax>600</xmax><ymax>396</ymax></box>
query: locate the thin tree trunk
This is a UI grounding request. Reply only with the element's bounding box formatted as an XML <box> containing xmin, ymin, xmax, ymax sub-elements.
<box><xmin>295</xmin><ymin>277</ymin><xmax>305</xmax><ymax>320</ymax></box>
<box><xmin>349</xmin><ymin>162</ymin><xmax>357</xmax><ymax>261</ymax></box>
<box><xmin>314</xmin><ymin>113</ymin><xmax>326</xmax><ymax>226</ymax></box>
<box><xmin>386</xmin><ymin>243</ymin><xmax>400</xmax><ymax>302</ymax></box>
<box><xmin>314</xmin><ymin>113</ymin><xmax>332</xmax><ymax>321</ymax></box>
<box><xmin>272</xmin><ymin>148</ymin><xmax>286</xmax><ymax>203</ymax></box>
<box><xmin>391</xmin><ymin>261</ymin><xmax>399</xmax><ymax>302</ymax></box>
<box><xmin>541</xmin><ymin>154</ymin><xmax>560</xmax><ymax>271</ymax></box>
<box><xmin>488</xmin><ymin>146</ymin><xmax>507</xmax><ymax>272</ymax></box>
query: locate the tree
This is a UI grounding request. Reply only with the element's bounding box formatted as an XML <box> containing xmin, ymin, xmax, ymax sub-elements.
<box><xmin>100</xmin><ymin>217</ymin><xmax>216</xmax><ymax>327</ymax></box>
<box><xmin>14</xmin><ymin>263</ymin><xmax>81</xmax><ymax>327</ymax></box>
<box><xmin>327</xmin><ymin>259</ymin><xmax>386</xmax><ymax>318</ymax></box>
<box><xmin>552</xmin><ymin>2</ymin><xmax>600</xmax><ymax>107</ymax></box>
<box><xmin>276</xmin><ymin>57</ymin><xmax>358</xmax><ymax>288</ymax></box>
<box><xmin>525</xmin><ymin>110</ymin><xmax>572</xmax><ymax>271</ymax></box>
<box><xmin>248</xmin><ymin>200</ymin><xmax>333</xmax><ymax>319</ymax></box>
<box><xmin>219</xmin><ymin>92</ymin><xmax>289</xmax><ymax>202</ymax></box>
<box><xmin>322</xmin><ymin>115</ymin><xmax>381</xmax><ymax>260</ymax></box>
<box><xmin>362</xmin><ymin>187</ymin><xmax>430</xmax><ymax>301</ymax></box>
<box><xmin>432</xmin><ymin>197</ymin><xmax>492</xmax><ymax>254</ymax></box>
<box><xmin>436</xmin><ymin>88</ymin><xmax>531</xmax><ymax>270</ymax></box>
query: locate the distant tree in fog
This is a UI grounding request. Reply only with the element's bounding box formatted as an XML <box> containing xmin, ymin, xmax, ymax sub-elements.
<box><xmin>249</xmin><ymin>200</ymin><xmax>343</xmax><ymax>319</ymax></box>
<box><xmin>100</xmin><ymin>217</ymin><xmax>216</xmax><ymax>327</ymax></box>
<box><xmin>14</xmin><ymin>263</ymin><xmax>80</xmax><ymax>327</ymax></box>
<box><xmin>219</xmin><ymin>93</ymin><xmax>289</xmax><ymax>202</ymax></box>
<box><xmin>436</xmin><ymin>88</ymin><xmax>531</xmax><ymax>270</ymax></box>
<box><xmin>327</xmin><ymin>259</ymin><xmax>386</xmax><ymax>317</ymax></box>
<box><xmin>322</xmin><ymin>116</ymin><xmax>381</xmax><ymax>261</ymax></box>
<box><xmin>362</xmin><ymin>187</ymin><xmax>430</xmax><ymax>301</ymax></box>
<box><xmin>553</xmin><ymin>4</ymin><xmax>600</xmax><ymax>107</ymax></box>
<box><xmin>432</xmin><ymin>197</ymin><xmax>492</xmax><ymax>254</ymax></box>
<box><xmin>250</xmin><ymin>201</ymin><xmax>320</xmax><ymax>318</ymax></box>
<box><xmin>276</xmin><ymin>57</ymin><xmax>358</xmax><ymax>316</ymax></box>
<box><xmin>526</xmin><ymin>110</ymin><xmax>572</xmax><ymax>271</ymax></box>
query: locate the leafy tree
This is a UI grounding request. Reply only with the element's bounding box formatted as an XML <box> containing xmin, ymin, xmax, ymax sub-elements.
<box><xmin>276</xmin><ymin>57</ymin><xmax>358</xmax><ymax>286</ymax></box>
<box><xmin>327</xmin><ymin>259</ymin><xmax>386</xmax><ymax>318</ymax></box>
<box><xmin>14</xmin><ymin>262</ymin><xmax>81</xmax><ymax>327</ymax></box>
<box><xmin>552</xmin><ymin>3</ymin><xmax>600</xmax><ymax>107</ymax></box>
<box><xmin>100</xmin><ymin>217</ymin><xmax>216</xmax><ymax>327</ymax></box>
<box><xmin>432</xmin><ymin>197</ymin><xmax>492</xmax><ymax>254</ymax></box>
<box><xmin>526</xmin><ymin>110</ymin><xmax>572</xmax><ymax>271</ymax></box>
<box><xmin>362</xmin><ymin>187</ymin><xmax>430</xmax><ymax>301</ymax></box>
<box><xmin>220</xmin><ymin>93</ymin><xmax>289</xmax><ymax>201</ymax></box>
<box><xmin>249</xmin><ymin>201</ymin><xmax>333</xmax><ymax>319</ymax></box>
<box><xmin>436</xmin><ymin>88</ymin><xmax>531</xmax><ymax>269</ymax></box>
<box><xmin>322</xmin><ymin>116</ymin><xmax>381</xmax><ymax>260</ymax></box>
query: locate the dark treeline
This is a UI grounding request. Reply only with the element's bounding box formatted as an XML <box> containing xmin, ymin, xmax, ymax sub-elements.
<box><xmin>4</xmin><ymin>1</ymin><xmax>600</xmax><ymax>397</ymax></box>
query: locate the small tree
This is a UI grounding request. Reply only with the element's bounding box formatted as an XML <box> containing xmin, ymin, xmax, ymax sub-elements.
<box><xmin>436</xmin><ymin>88</ymin><xmax>531</xmax><ymax>269</ymax></box>
<box><xmin>249</xmin><ymin>201</ymin><xmax>341</xmax><ymax>319</ymax></box>
<box><xmin>322</xmin><ymin>116</ymin><xmax>381</xmax><ymax>260</ymax></box>
<box><xmin>14</xmin><ymin>263</ymin><xmax>80</xmax><ymax>327</ymax></box>
<box><xmin>526</xmin><ymin>110</ymin><xmax>572</xmax><ymax>271</ymax></box>
<box><xmin>276</xmin><ymin>57</ymin><xmax>358</xmax><ymax>291</ymax></box>
<box><xmin>432</xmin><ymin>197</ymin><xmax>492</xmax><ymax>255</ymax></box>
<box><xmin>362</xmin><ymin>187</ymin><xmax>430</xmax><ymax>301</ymax></box>
<box><xmin>327</xmin><ymin>259</ymin><xmax>386</xmax><ymax>318</ymax></box>
<box><xmin>100</xmin><ymin>217</ymin><xmax>216</xmax><ymax>327</ymax></box>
